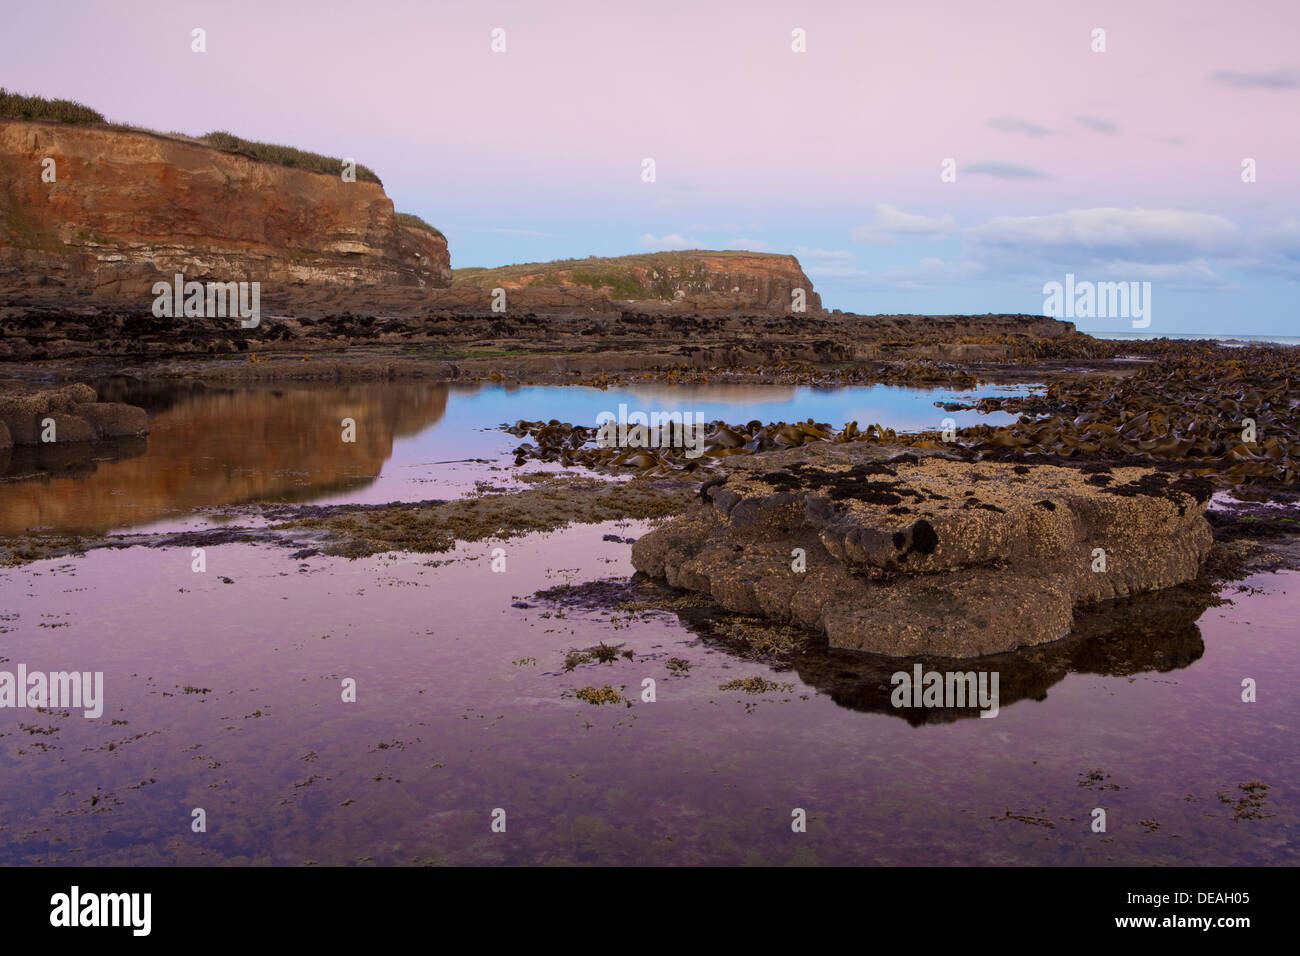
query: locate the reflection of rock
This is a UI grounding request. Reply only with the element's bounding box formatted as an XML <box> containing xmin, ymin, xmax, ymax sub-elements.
<box><xmin>533</xmin><ymin>573</ymin><xmax>1212</xmax><ymax>724</ymax></box>
<box><xmin>0</xmin><ymin>381</ymin><xmax>448</xmax><ymax>535</ymax></box>
<box><xmin>2</xmin><ymin>435</ymin><xmax>147</xmax><ymax>482</ymax></box>
<box><xmin>632</xmin><ymin>445</ymin><xmax>1214</xmax><ymax>658</ymax></box>
<box><xmin>759</xmin><ymin>586</ymin><xmax>1209</xmax><ymax>724</ymax></box>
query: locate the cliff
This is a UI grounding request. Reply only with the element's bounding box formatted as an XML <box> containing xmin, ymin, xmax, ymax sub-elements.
<box><xmin>453</xmin><ymin>251</ymin><xmax>823</xmax><ymax>313</ymax></box>
<box><xmin>0</xmin><ymin>118</ymin><xmax>451</xmax><ymax>303</ymax></box>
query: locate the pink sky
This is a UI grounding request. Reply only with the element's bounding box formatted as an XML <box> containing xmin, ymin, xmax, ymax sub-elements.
<box><xmin>4</xmin><ymin>0</ymin><xmax>1298</xmax><ymax>329</ymax></box>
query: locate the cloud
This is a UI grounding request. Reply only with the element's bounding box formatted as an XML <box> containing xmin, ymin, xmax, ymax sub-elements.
<box><xmin>726</xmin><ymin>238</ymin><xmax>769</xmax><ymax>251</ymax></box>
<box><xmin>818</xmin><ymin>209</ymin><xmax>1296</xmax><ymax>299</ymax></box>
<box><xmin>487</xmin><ymin>228</ymin><xmax>556</xmax><ymax>238</ymax></box>
<box><xmin>1095</xmin><ymin>259</ymin><xmax>1237</xmax><ymax>290</ymax></box>
<box><xmin>807</xmin><ymin>258</ymin><xmax>985</xmax><ymax>291</ymax></box>
<box><xmin>639</xmin><ymin>232</ymin><xmax>705</xmax><ymax>251</ymax></box>
<box><xmin>988</xmin><ymin>116</ymin><xmax>1054</xmax><ymax>137</ymax></box>
<box><xmin>1210</xmin><ymin>68</ymin><xmax>1300</xmax><ymax>89</ymax></box>
<box><xmin>795</xmin><ymin>245</ymin><xmax>855</xmax><ymax>261</ymax></box>
<box><xmin>851</xmin><ymin>204</ymin><xmax>955</xmax><ymax>244</ymax></box>
<box><xmin>967</xmin><ymin>207</ymin><xmax>1241</xmax><ymax>264</ymax></box>
<box><xmin>1074</xmin><ymin>115</ymin><xmax>1118</xmax><ymax>134</ymax></box>
<box><xmin>964</xmin><ymin>161</ymin><xmax>1045</xmax><ymax>180</ymax></box>
<box><xmin>1226</xmin><ymin>220</ymin><xmax>1300</xmax><ymax>279</ymax></box>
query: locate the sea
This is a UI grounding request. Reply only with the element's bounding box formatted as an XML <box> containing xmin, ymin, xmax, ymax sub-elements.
<box><xmin>1088</xmin><ymin>331</ymin><xmax>1300</xmax><ymax>346</ymax></box>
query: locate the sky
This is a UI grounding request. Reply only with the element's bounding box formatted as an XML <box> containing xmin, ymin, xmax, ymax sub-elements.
<box><xmin>3</xmin><ymin>0</ymin><xmax>1298</xmax><ymax>334</ymax></box>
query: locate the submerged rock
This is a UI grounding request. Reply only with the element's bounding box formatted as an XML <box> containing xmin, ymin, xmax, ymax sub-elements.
<box><xmin>631</xmin><ymin>446</ymin><xmax>1213</xmax><ymax>657</ymax></box>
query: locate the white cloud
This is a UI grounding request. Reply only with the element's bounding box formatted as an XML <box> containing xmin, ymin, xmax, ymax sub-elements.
<box><xmin>1210</xmin><ymin>68</ymin><xmax>1300</xmax><ymax>89</ymax></box>
<box><xmin>808</xmin><ymin>258</ymin><xmax>985</xmax><ymax>291</ymax></box>
<box><xmin>1074</xmin><ymin>115</ymin><xmax>1118</xmax><ymax>134</ymax></box>
<box><xmin>851</xmin><ymin>204</ymin><xmax>955</xmax><ymax>245</ymax></box>
<box><xmin>988</xmin><ymin>116</ymin><xmax>1055</xmax><ymax>137</ymax></box>
<box><xmin>796</xmin><ymin>245</ymin><xmax>856</xmax><ymax>261</ymax></box>
<box><xmin>488</xmin><ymin>228</ymin><xmax>556</xmax><ymax>238</ymax></box>
<box><xmin>967</xmin><ymin>207</ymin><xmax>1241</xmax><ymax>262</ymax></box>
<box><xmin>1095</xmin><ymin>259</ymin><xmax>1237</xmax><ymax>290</ymax></box>
<box><xmin>964</xmin><ymin>160</ymin><xmax>1046</xmax><ymax>180</ymax></box>
<box><xmin>639</xmin><ymin>232</ymin><xmax>706</xmax><ymax>251</ymax></box>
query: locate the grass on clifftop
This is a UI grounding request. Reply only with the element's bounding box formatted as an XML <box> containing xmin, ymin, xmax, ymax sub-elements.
<box><xmin>453</xmin><ymin>250</ymin><xmax>797</xmax><ymax>296</ymax></box>
<box><xmin>0</xmin><ymin>88</ymin><xmax>386</xmax><ymax>187</ymax></box>
<box><xmin>0</xmin><ymin>88</ymin><xmax>105</xmax><ymax>125</ymax></box>
<box><xmin>395</xmin><ymin>212</ymin><xmax>445</xmax><ymax>240</ymax></box>
<box><xmin>198</xmin><ymin>131</ymin><xmax>381</xmax><ymax>184</ymax></box>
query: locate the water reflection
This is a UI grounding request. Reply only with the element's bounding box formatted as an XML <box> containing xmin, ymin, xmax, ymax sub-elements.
<box><xmin>0</xmin><ymin>379</ymin><xmax>1028</xmax><ymax>536</ymax></box>
<box><xmin>0</xmin><ymin>381</ymin><xmax>449</xmax><ymax>535</ymax></box>
<box><xmin>620</xmin><ymin>578</ymin><xmax>1211</xmax><ymax>723</ymax></box>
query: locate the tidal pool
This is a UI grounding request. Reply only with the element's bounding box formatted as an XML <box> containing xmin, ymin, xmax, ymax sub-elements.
<box><xmin>0</xmin><ymin>379</ymin><xmax>1029</xmax><ymax>536</ymax></box>
<box><xmin>0</xmin><ymin>380</ymin><xmax>1294</xmax><ymax>866</ymax></box>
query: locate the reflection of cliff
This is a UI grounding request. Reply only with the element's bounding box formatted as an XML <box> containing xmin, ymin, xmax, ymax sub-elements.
<box><xmin>676</xmin><ymin>585</ymin><xmax>1211</xmax><ymax>724</ymax></box>
<box><xmin>620</xmin><ymin>384</ymin><xmax>798</xmax><ymax>406</ymax></box>
<box><xmin>0</xmin><ymin>382</ymin><xmax>447</xmax><ymax>535</ymax></box>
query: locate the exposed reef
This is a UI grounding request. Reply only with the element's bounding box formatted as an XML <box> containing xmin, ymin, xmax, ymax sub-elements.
<box><xmin>631</xmin><ymin>445</ymin><xmax>1213</xmax><ymax>657</ymax></box>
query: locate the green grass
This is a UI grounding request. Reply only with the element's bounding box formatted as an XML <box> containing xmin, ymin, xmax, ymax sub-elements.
<box><xmin>0</xmin><ymin>88</ymin><xmax>105</xmax><ymax>125</ymax></box>
<box><xmin>451</xmin><ymin>250</ymin><xmax>793</xmax><ymax>298</ymax></box>
<box><xmin>199</xmin><ymin>131</ymin><xmax>381</xmax><ymax>184</ymax></box>
<box><xmin>395</xmin><ymin>213</ymin><xmax>445</xmax><ymax>240</ymax></box>
<box><xmin>0</xmin><ymin>88</ymin><xmax>387</xmax><ymax>187</ymax></box>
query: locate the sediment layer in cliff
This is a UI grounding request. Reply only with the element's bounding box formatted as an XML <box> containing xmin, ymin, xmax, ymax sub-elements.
<box><xmin>0</xmin><ymin>118</ymin><xmax>451</xmax><ymax>304</ymax></box>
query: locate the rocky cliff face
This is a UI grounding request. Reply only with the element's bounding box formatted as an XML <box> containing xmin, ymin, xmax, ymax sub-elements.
<box><xmin>453</xmin><ymin>251</ymin><xmax>822</xmax><ymax>313</ymax></box>
<box><xmin>0</xmin><ymin>119</ymin><xmax>451</xmax><ymax>303</ymax></box>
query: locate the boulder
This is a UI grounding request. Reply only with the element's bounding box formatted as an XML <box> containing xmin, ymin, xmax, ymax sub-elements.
<box><xmin>632</xmin><ymin>447</ymin><xmax>1213</xmax><ymax>658</ymax></box>
<box><xmin>72</xmin><ymin>402</ymin><xmax>148</xmax><ymax>438</ymax></box>
<box><xmin>0</xmin><ymin>384</ymin><xmax>147</xmax><ymax>445</ymax></box>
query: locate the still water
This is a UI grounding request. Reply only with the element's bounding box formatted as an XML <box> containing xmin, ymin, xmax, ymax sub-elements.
<box><xmin>0</xmin><ymin>380</ymin><xmax>1294</xmax><ymax>865</ymax></box>
<box><xmin>0</xmin><ymin>379</ymin><xmax>1028</xmax><ymax>536</ymax></box>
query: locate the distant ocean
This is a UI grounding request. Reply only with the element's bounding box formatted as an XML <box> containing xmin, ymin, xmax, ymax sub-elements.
<box><xmin>1088</xmin><ymin>331</ymin><xmax>1300</xmax><ymax>347</ymax></box>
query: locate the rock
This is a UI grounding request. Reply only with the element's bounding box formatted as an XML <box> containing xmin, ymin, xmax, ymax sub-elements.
<box><xmin>0</xmin><ymin>119</ymin><xmax>451</xmax><ymax>308</ymax></box>
<box><xmin>38</xmin><ymin>412</ymin><xmax>98</xmax><ymax>443</ymax></box>
<box><xmin>72</xmin><ymin>402</ymin><xmax>148</xmax><ymax>438</ymax></box>
<box><xmin>0</xmin><ymin>384</ymin><xmax>147</xmax><ymax>445</ymax></box>
<box><xmin>631</xmin><ymin>447</ymin><xmax>1213</xmax><ymax>658</ymax></box>
<box><xmin>450</xmin><ymin>251</ymin><xmax>823</xmax><ymax>314</ymax></box>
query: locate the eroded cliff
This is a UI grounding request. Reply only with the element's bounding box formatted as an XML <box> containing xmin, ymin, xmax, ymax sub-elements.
<box><xmin>0</xmin><ymin>119</ymin><xmax>451</xmax><ymax>302</ymax></box>
<box><xmin>453</xmin><ymin>251</ymin><xmax>822</xmax><ymax>313</ymax></box>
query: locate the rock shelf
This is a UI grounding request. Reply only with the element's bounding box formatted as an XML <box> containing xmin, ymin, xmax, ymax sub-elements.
<box><xmin>631</xmin><ymin>446</ymin><xmax>1213</xmax><ymax>657</ymax></box>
